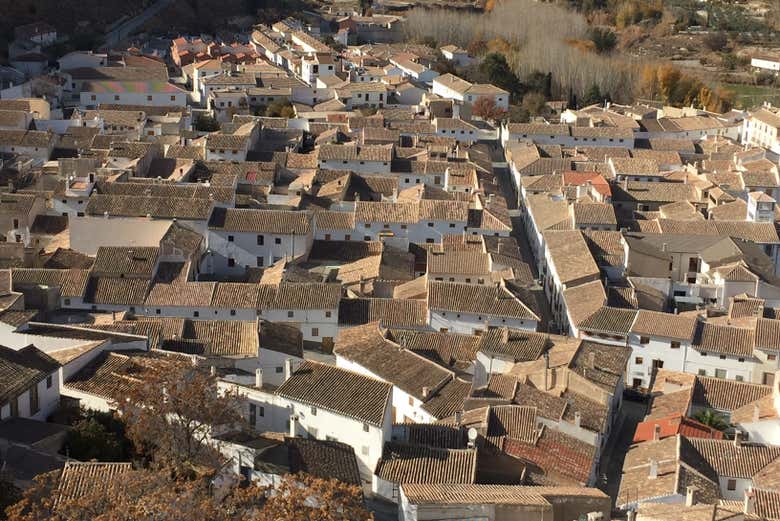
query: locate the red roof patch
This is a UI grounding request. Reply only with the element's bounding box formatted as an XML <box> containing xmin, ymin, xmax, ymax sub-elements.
<box><xmin>633</xmin><ymin>413</ymin><xmax>724</xmax><ymax>443</ymax></box>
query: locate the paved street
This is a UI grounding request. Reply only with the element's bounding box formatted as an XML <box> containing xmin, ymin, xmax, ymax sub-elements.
<box><xmin>598</xmin><ymin>398</ymin><xmax>648</xmax><ymax>508</ymax></box>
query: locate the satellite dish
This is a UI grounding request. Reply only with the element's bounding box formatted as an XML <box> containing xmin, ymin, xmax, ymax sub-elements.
<box><xmin>467</xmin><ymin>428</ymin><xmax>478</xmax><ymax>442</ymax></box>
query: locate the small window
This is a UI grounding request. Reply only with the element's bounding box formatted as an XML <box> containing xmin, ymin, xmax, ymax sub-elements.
<box><xmin>635</xmin><ymin>357</ymin><xmax>644</xmax><ymax>365</ymax></box>
<box><xmin>727</xmin><ymin>479</ymin><xmax>737</xmax><ymax>491</ymax></box>
<box><xmin>259</xmin><ymin>406</ymin><xmax>264</xmax><ymax>417</ymax></box>
<box><xmin>256</xmin><ymin>257</ymin><xmax>263</xmax><ymax>267</ymax></box>
<box><xmin>769</xmin><ymin>354</ymin><xmax>777</xmax><ymax>361</ymax></box>
<box><xmin>230</xmin><ymin>309</ymin><xmax>236</xmax><ymax>316</ymax></box>
<box><xmin>427</xmin><ymin>222</ymin><xmax>434</xmax><ymax>227</ymax></box>
<box><xmin>193</xmin><ymin>311</ymin><xmax>199</xmax><ymax>318</ymax></box>
<box><xmin>325</xmin><ymin>311</ymin><xmax>332</xmax><ymax>318</ymax></box>
<box><xmin>671</xmin><ymin>341</ymin><xmax>680</xmax><ymax>349</ymax></box>
<box><xmin>249</xmin><ymin>404</ymin><xmax>257</xmax><ymax>426</ymax></box>
<box><xmin>735</xmin><ymin>375</ymin><xmax>744</xmax><ymax>381</ymax></box>
<box><xmin>64</xmin><ymin>298</ymin><xmax>71</xmax><ymax>306</ymax></box>
<box><xmin>228</xmin><ymin>258</ymin><xmax>235</xmax><ymax>267</ymax></box>
<box><xmin>738</xmin><ymin>358</ymin><xmax>745</xmax><ymax>362</ymax></box>
<box><xmin>287</xmin><ymin>311</ymin><xmax>294</xmax><ymax>318</ymax></box>
<box><xmin>639</xmin><ymin>336</ymin><xmax>650</xmax><ymax>345</ymax></box>
<box><xmin>46</xmin><ymin>375</ymin><xmax>53</xmax><ymax>389</ymax></box>
<box><xmin>228</xmin><ymin>235</ymin><xmax>234</xmax><ymax>242</ymax></box>
<box><xmin>276</xmin><ymin>366</ymin><xmax>283</xmax><ymax>373</ymax></box>
<box><xmin>311</xmin><ymin>406</ymin><xmax>317</xmax><ymax>416</ymax></box>
<box><xmin>311</xmin><ymin>327</ymin><xmax>319</xmax><ymax>337</ymax></box>
<box><xmin>698</xmin><ymin>369</ymin><xmax>706</xmax><ymax>376</ymax></box>
<box><xmin>156</xmin><ymin>309</ymin><xmax>161</xmax><ymax>315</ymax></box>
<box><xmin>275</xmin><ymin>238</ymin><xmax>281</xmax><ymax>245</ymax></box>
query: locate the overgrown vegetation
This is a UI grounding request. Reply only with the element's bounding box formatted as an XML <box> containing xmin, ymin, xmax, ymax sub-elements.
<box><xmin>62</xmin><ymin>410</ymin><xmax>133</xmax><ymax>462</ymax></box>
<box><xmin>6</xmin><ymin>361</ymin><xmax>373</xmax><ymax>520</ymax></box>
<box><xmin>265</xmin><ymin>100</ymin><xmax>295</xmax><ymax>118</ymax></box>
<box><xmin>639</xmin><ymin>63</ymin><xmax>734</xmax><ymax>111</ymax></box>
<box><xmin>403</xmin><ymin>0</ymin><xmax>638</xmax><ymax>103</ymax></box>
<box><xmin>195</xmin><ymin>114</ymin><xmax>221</xmax><ymax>132</ymax></box>
<box><xmin>693</xmin><ymin>408</ymin><xmax>730</xmax><ymax>431</ymax></box>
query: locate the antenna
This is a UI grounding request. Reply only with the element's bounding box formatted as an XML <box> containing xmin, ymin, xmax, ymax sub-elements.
<box><xmin>467</xmin><ymin>427</ymin><xmax>477</xmax><ymax>449</ymax></box>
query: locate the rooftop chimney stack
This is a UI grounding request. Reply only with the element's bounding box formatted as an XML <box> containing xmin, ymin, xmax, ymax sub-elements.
<box><xmin>649</xmin><ymin>459</ymin><xmax>658</xmax><ymax>479</ymax></box>
<box><xmin>422</xmin><ymin>386</ymin><xmax>430</xmax><ymax>399</ymax></box>
<box><xmin>210</xmin><ymin>366</ymin><xmax>216</xmax><ymax>376</ymax></box>
<box><xmin>289</xmin><ymin>415</ymin><xmax>298</xmax><ymax>437</ymax></box>
<box><xmin>574</xmin><ymin>411</ymin><xmax>582</xmax><ymax>428</ymax></box>
<box><xmin>734</xmin><ymin>430</ymin><xmax>743</xmax><ymax>448</ymax></box>
<box><xmin>686</xmin><ymin>486</ymin><xmax>698</xmax><ymax>507</ymax></box>
<box><xmin>255</xmin><ymin>368</ymin><xmax>263</xmax><ymax>389</ymax></box>
<box><xmin>744</xmin><ymin>489</ymin><xmax>755</xmax><ymax>514</ymax></box>
<box><xmin>284</xmin><ymin>358</ymin><xmax>293</xmax><ymax>381</ymax></box>
<box><xmin>653</xmin><ymin>423</ymin><xmax>661</xmax><ymax>441</ymax></box>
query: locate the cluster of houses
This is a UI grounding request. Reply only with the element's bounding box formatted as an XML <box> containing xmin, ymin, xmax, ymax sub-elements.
<box><xmin>1</xmin><ymin>10</ymin><xmax>780</xmax><ymax>521</ymax></box>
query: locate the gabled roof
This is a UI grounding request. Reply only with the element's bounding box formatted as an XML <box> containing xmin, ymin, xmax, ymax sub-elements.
<box><xmin>632</xmin><ymin>413</ymin><xmax>724</xmax><ymax>442</ymax></box>
<box><xmin>374</xmin><ymin>442</ymin><xmax>477</xmax><ymax>484</ymax></box>
<box><xmin>691</xmin><ymin>375</ymin><xmax>772</xmax><ymax>412</ymax></box>
<box><xmin>208</xmin><ymin>207</ymin><xmax>311</xmax><ymax>234</ymax></box>
<box><xmin>338</xmin><ymin>298</ymin><xmax>428</xmax><ymax>329</ymax></box>
<box><xmin>275</xmin><ymin>360</ymin><xmax>391</xmax><ymax>427</ymax></box>
<box><xmin>630</xmin><ymin>310</ymin><xmax>698</xmax><ymax>341</ymax></box>
<box><xmin>428</xmin><ymin>281</ymin><xmax>539</xmax><ymax>321</ymax></box>
<box><xmin>285</xmin><ymin>437</ymin><xmax>361</xmax><ymax>486</ymax></box>
<box><xmin>335</xmin><ymin>322</ymin><xmax>456</xmax><ymax>405</ymax></box>
<box><xmin>0</xmin><ymin>345</ymin><xmax>59</xmax><ymax>405</ymax></box>
<box><xmin>692</xmin><ymin>322</ymin><xmax>755</xmax><ymax>358</ymax></box>
<box><xmin>54</xmin><ymin>461</ymin><xmax>133</xmax><ymax>509</ymax></box>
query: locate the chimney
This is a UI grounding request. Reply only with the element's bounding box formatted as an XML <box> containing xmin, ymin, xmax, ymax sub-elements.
<box><xmin>392</xmin><ymin>187</ymin><xmax>398</xmax><ymax>202</ymax></box>
<box><xmin>284</xmin><ymin>358</ymin><xmax>293</xmax><ymax>381</ymax></box>
<box><xmin>289</xmin><ymin>415</ymin><xmax>298</xmax><ymax>437</ymax></box>
<box><xmin>574</xmin><ymin>411</ymin><xmax>581</xmax><ymax>428</ymax></box>
<box><xmin>734</xmin><ymin>430</ymin><xmax>743</xmax><ymax>447</ymax></box>
<box><xmin>648</xmin><ymin>459</ymin><xmax>658</xmax><ymax>479</ymax></box>
<box><xmin>685</xmin><ymin>486</ymin><xmax>697</xmax><ymax>507</ymax></box>
<box><xmin>626</xmin><ymin>511</ymin><xmax>636</xmax><ymax>521</ymax></box>
<box><xmin>744</xmin><ymin>489</ymin><xmax>754</xmax><ymax>515</ymax></box>
<box><xmin>359</xmin><ymin>275</ymin><xmax>367</xmax><ymax>294</ymax></box>
<box><xmin>588</xmin><ymin>351</ymin><xmax>596</xmax><ymax>368</ymax></box>
<box><xmin>653</xmin><ymin>423</ymin><xmax>661</xmax><ymax>441</ymax></box>
<box><xmin>255</xmin><ymin>368</ymin><xmax>263</xmax><ymax>388</ymax></box>
<box><xmin>422</xmin><ymin>386</ymin><xmax>430</xmax><ymax>399</ymax></box>
<box><xmin>454</xmin><ymin>410</ymin><xmax>462</xmax><ymax>425</ymax></box>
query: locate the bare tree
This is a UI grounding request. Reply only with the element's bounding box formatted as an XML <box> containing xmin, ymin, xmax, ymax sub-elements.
<box><xmin>114</xmin><ymin>357</ymin><xmax>245</xmax><ymax>474</ymax></box>
<box><xmin>403</xmin><ymin>0</ymin><xmax>640</xmax><ymax>102</ymax></box>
